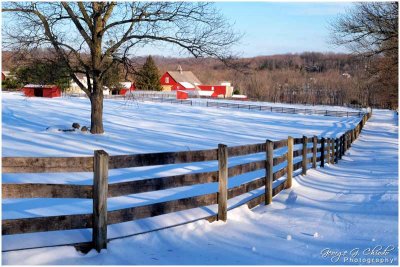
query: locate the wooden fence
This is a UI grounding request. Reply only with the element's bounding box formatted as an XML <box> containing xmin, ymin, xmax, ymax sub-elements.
<box><xmin>92</xmin><ymin>92</ymin><xmax>365</xmax><ymax>118</ymax></box>
<box><xmin>134</xmin><ymin>97</ymin><xmax>364</xmax><ymax>117</ymax></box>
<box><xmin>2</xmin><ymin>112</ymin><xmax>371</xmax><ymax>252</ymax></box>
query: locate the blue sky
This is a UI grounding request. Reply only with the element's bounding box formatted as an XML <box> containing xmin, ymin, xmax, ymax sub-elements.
<box><xmin>139</xmin><ymin>2</ymin><xmax>354</xmax><ymax>57</ymax></box>
<box><xmin>2</xmin><ymin>1</ymin><xmax>355</xmax><ymax>58</ymax></box>
<box><xmin>214</xmin><ymin>2</ymin><xmax>354</xmax><ymax>56</ymax></box>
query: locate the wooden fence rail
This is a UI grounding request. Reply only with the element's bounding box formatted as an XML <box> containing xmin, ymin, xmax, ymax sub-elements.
<box><xmin>2</xmin><ymin>112</ymin><xmax>371</xmax><ymax>252</ymax></box>
<box><xmin>134</xmin><ymin>96</ymin><xmax>365</xmax><ymax>118</ymax></box>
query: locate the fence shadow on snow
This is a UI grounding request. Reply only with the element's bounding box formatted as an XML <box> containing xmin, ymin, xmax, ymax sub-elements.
<box><xmin>2</xmin><ymin>112</ymin><xmax>371</xmax><ymax>253</ymax></box>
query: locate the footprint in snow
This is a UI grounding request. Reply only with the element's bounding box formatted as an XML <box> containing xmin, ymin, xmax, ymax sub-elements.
<box><xmin>285</xmin><ymin>191</ymin><xmax>298</xmax><ymax>205</ymax></box>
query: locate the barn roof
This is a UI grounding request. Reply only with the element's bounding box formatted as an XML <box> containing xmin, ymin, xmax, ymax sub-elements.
<box><xmin>167</xmin><ymin>71</ymin><xmax>202</xmax><ymax>86</ymax></box>
<box><xmin>23</xmin><ymin>84</ymin><xmax>58</xmax><ymax>89</ymax></box>
<box><xmin>120</xmin><ymin>82</ymin><xmax>132</xmax><ymax>88</ymax></box>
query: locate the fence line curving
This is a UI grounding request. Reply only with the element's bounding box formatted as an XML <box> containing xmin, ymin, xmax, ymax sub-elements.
<box><xmin>2</xmin><ymin>112</ymin><xmax>372</xmax><ymax>252</ymax></box>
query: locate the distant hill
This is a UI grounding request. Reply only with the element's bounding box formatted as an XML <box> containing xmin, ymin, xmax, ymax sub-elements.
<box><xmin>2</xmin><ymin>50</ymin><xmax>393</xmax><ymax>108</ymax></box>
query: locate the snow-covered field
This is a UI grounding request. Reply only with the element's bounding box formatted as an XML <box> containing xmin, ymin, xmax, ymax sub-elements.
<box><xmin>188</xmin><ymin>98</ymin><xmax>366</xmax><ymax>112</ymax></box>
<box><xmin>3</xmin><ymin>92</ymin><xmax>360</xmax><ymax>157</ymax></box>
<box><xmin>2</xmin><ymin>92</ymin><xmax>397</xmax><ymax>264</ymax></box>
<box><xmin>130</xmin><ymin>91</ymin><xmax>366</xmax><ymax>112</ymax></box>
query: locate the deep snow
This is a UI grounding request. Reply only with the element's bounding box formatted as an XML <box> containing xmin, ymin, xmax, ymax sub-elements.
<box><xmin>2</xmin><ymin>92</ymin><xmax>360</xmax><ymax>250</ymax></box>
<box><xmin>2</xmin><ymin>92</ymin><xmax>360</xmax><ymax>157</ymax></box>
<box><xmin>2</xmin><ymin>92</ymin><xmax>397</xmax><ymax>264</ymax></box>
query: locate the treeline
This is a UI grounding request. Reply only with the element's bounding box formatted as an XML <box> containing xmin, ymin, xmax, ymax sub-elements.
<box><xmin>2</xmin><ymin>51</ymin><xmax>397</xmax><ymax>109</ymax></box>
<box><xmin>152</xmin><ymin>53</ymin><xmax>396</xmax><ymax>109</ymax></box>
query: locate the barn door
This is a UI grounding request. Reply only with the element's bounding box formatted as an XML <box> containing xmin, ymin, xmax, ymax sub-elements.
<box><xmin>34</xmin><ymin>88</ymin><xmax>43</xmax><ymax>97</ymax></box>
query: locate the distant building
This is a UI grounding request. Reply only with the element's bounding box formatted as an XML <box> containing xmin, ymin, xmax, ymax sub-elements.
<box><xmin>66</xmin><ymin>73</ymin><xmax>91</xmax><ymax>95</ymax></box>
<box><xmin>110</xmin><ymin>82</ymin><xmax>136</xmax><ymax>95</ymax></box>
<box><xmin>160</xmin><ymin>66</ymin><xmax>234</xmax><ymax>98</ymax></box>
<box><xmin>342</xmin><ymin>73</ymin><xmax>351</xmax><ymax>79</ymax></box>
<box><xmin>198</xmin><ymin>82</ymin><xmax>234</xmax><ymax>98</ymax></box>
<box><xmin>2</xmin><ymin>71</ymin><xmax>14</xmax><ymax>81</ymax></box>
<box><xmin>176</xmin><ymin>90</ymin><xmax>188</xmax><ymax>100</ymax></box>
<box><xmin>160</xmin><ymin>65</ymin><xmax>202</xmax><ymax>91</ymax></box>
<box><xmin>21</xmin><ymin>84</ymin><xmax>61</xmax><ymax>98</ymax></box>
<box><xmin>66</xmin><ymin>73</ymin><xmax>134</xmax><ymax>96</ymax></box>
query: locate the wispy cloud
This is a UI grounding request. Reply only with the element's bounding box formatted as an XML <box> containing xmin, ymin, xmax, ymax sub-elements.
<box><xmin>283</xmin><ymin>3</ymin><xmax>355</xmax><ymax>16</ymax></box>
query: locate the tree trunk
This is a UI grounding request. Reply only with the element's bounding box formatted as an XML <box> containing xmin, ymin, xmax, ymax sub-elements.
<box><xmin>90</xmin><ymin>89</ymin><xmax>104</xmax><ymax>134</ymax></box>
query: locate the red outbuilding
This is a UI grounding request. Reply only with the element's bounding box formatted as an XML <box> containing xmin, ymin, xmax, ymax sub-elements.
<box><xmin>112</xmin><ymin>82</ymin><xmax>136</xmax><ymax>95</ymax></box>
<box><xmin>22</xmin><ymin>84</ymin><xmax>61</xmax><ymax>98</ymax></box>
<box><xmin>197</xmin><ymin>85</ymin><xmax>227</xmax><ymax>98</ymax></box>
<box><xmin>176</xmin><ymin>90</ymin><xmax>188</xmax><ymax>100</ymax></box>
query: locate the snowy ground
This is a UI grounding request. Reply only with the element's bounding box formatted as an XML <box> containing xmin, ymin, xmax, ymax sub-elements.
<box><xmin>3</xmin><ymin>92</ymin><xmax>360</xmax><ymax>157</ymax></box>
<box><xmin>188</xmin><ymin>98</ymin><xmax>366</xmax><ymax>113</ymax></box>
<box><xmin>2</xmin><ymin>92</ymin><xmax>397</xmax><ymax>264</ymax></box>
<box><xmin>129</xmin><ymin>91</ymin><xmax>366</xmax><ymax>112</ymax></box>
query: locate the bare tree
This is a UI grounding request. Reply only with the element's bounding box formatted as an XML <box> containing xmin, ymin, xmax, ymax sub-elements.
<box><xmin>331</xmin><ymin>2</ymin><xmax>398</xmax><ymax>56</ymax></box>
<box><xmin>330</xmin><ymin>2</ymin><xmax>398</xmax><ymax>108</ymax></box>
<box><xmin>2</xmin><ymin>2</ymin><xmax>239</xmax><ymax>133</ymax></box>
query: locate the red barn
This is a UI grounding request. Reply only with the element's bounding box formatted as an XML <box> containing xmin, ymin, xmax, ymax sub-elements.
<box><xmin>176</xmin><ymin>90</ymin><xmax>188</xmax><ymax>99</ymax></box>
<box><xmin>22</xmin><ymin>84</ymin><xmax>61</xmax><ymax>98</ymax></box>
<box><xmin>160</xmin><ymin>66</ymin><xmax>202</xmax><ymax>91</ymax></box>
<box><xmin>2</xmin><ymin>71</ymin><xmax>12</xmax><ymax>81</ymax></box>
<box><xmin>112</xmin><ymin>82</ymin><xmax>135</xmax><ymax>95</ymax></box>
<box><xmin>160</xmin><ymin>66</ymin><xmax>234</xmax><ymax>98</ymax></box>
<box><xmin>197</xmin><ymin>85</ymin><xmax>228</xmax><ymax>98</ymax></box>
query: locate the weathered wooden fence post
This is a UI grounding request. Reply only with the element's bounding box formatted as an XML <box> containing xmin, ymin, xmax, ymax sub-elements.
<box><xmin>93</xmin><ymin>150</ymin><xmax>109</xmax><ymax>252</ymax></box>
<box><xmin>345</xmin><ymin>132</ymin><xmax>349</xmax><ymax>150</ymax></box>
<box><xmin>361</xmin><ymin>115</ymin><xmax>366</xmax><ymax>129</ymax></box>
<box><xmin>328</xmin><ymin>138</ymin><xmax>335</xmax><ymax>164</ymax></box>
<box><xmin>331</xmin><ymin>139</ymin><xmax>335</xmax><ymax>164</ymax></box>
<box><xmin>286</xmin><ymin>136</ymin><xmax>294</xmax><ymax>189</ymax></box>
<box><xmin>349</xmin><ymin>130</ymin><xmax>353</xmax><ymax>147</ymax></box>
<box><xmin>349</xmin><ymin>131</ymin><xmax>352</xmax><ymax>147</ymax></box>
<box><xmin>320</xmin><ymin>137</ymin><xmax>325</xmax><ymax>167</ymax></box>
<box><xmin>342</xmin><ymin>135</ymin><xmax>345</xmax><ymax>155</ymax></box>
<box><xmin>349</xmin><ymin>131</ymin><xmax>352</xmax><ymax>146</ymax></box>
<box><xmin>355</xmin><ymin>126</ymin><xmax>358</xmax><ymax>140</ymax></box>
<box><xmin>326</xmin><ymin>137</ymin><xmax>330</xmax><ymax>164</ymax></box>
<box><xmin>335</xmin><ymin>138</ymin><xmax>339</xmax><ymax>163</ymax></box>
<box><xmin>339</xmin><ymin>135</ymin><xmax>343</xmax><ymax>159</ymax></box>
<box><xmin>312</xmin><ymin>136</ymin><xmax>317</xmax><ymax>169</ymax></box>
<box><xmin>342</xmin><ymin>134</ymin><xmax>346</xmax><ymax>154</ymax></box>
<box><xmin>265</xmin><ymin>140</ymin><xmax>274</xmax><ymax>205</ymax></box>
<box><xmin>217</xmin><ymin>144</ymin><xmax>228</xmax><ymax>222</ymax></box>
<box><xmin>302</xmin><ymin>135</ymin><xmax>308</xmax><ymax>175</ymax></box>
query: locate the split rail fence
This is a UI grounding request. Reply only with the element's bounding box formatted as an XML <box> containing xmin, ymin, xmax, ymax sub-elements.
<box><xmin>95</xmin><ymin>92</ymin><xmax>365</xmax><ymax>118</ymax></box>
<box><xmin>133</xmin><ymin>97</ymin><xmax>364</xmax><ymax>117</ymax></box>
<box><xmin>2</xmin><ymin>112</ymin><xmax>371</xmax><ymax>252</ymax></box>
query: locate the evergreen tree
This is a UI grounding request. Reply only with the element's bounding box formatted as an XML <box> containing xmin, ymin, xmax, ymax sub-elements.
<box><xmin>135</xmin><ymin>56</ymin><xmax>162</xmax><ymax>91</ymax></box>
<box><xmin>16</xmin><ymin>60</ymin><xmax>70</xmax><ymax>90</ymax></box>
<box><xmin>102</xmin><ymin>63</ymin><xmax>123</xmax><ymax>91</ymax></box>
